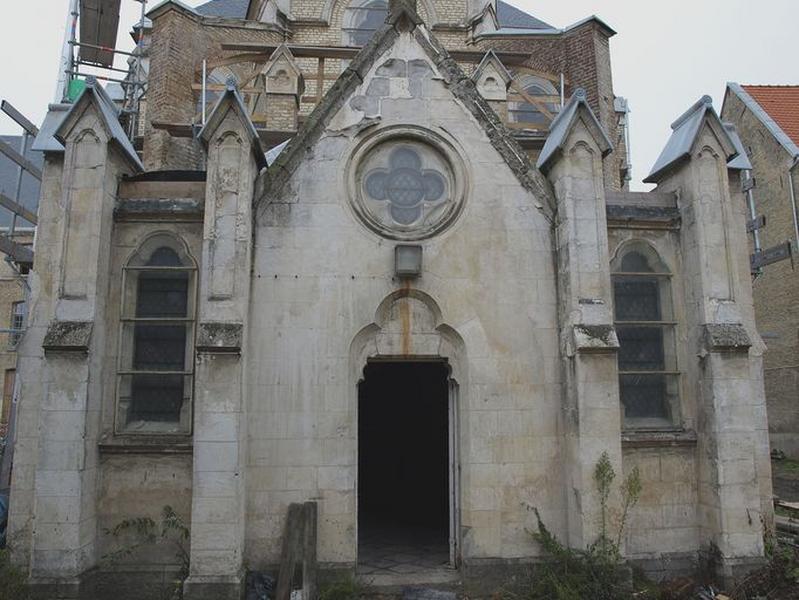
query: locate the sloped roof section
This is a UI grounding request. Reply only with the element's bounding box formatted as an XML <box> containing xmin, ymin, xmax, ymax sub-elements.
<box><xmin>644</xmin><ymin>95</ymin><xmax>736</xmax><ymax>184</ymax></box>
<box><xmin>195</xmin><ymin>0</ymin><xmax>248</xmax><ymax>17</ymax></box>
<box><xmin>199</xmin><ymin>82</ymin><xmax>267</xmax><ymax>170</ymax></box>
<box><xmin>54</xmin><ymin>80</ymin><xmax>144</xmax><ymax>172</ymax></box>
<box><xmin>496</xmin><ymin>0</ymin><xmax>553</xmax><ymax>30</ymax></box>
<box><xmin>723</xmin><ymin>122</ymin><xmax>753</xmax><ymax>171</ymax></box>
<box><xmin>260</xmin><ymin>0</ymin><xmax>555</xmax><ymax>217</ymax></box>
<box><xmin>537</xmin><ymin>88</ymin><xmax>612</xmax><ymax>173</ymax></box>
<box><xmin>742</xmin><ymin>85</ymin><xmax>799</xmax><ymax>153</ymax></box>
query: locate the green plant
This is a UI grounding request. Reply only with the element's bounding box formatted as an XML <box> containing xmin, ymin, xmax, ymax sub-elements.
<box><xmin>0</xmin><ymin>548</ymin><xmax>30</xmax><ymax>600</ymax></box>
<box><xmin>319</xmin><ymin>575</ymin><xmax>361</xmax><ymax>600</ymax></box>
<box><xmin>524</xmin><ymin>453</ymin><xmax>644</xmax><ymax>600</ymax></box>
<box><xmin>102</xmin><ymin>505</ymin><xmax>190</xmax><ymax>600</ymax></box>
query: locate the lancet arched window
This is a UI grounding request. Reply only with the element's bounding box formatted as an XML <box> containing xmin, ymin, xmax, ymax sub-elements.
<box><xmin>116</xmin><ymin>234</ymin><xmax>196</xmax><ymax>434</ymax></box>
<box><xmin>612</xmin><ymin>242</ymin><xmax>679</xmax><ymax>428</ymax></box>
<box><xmin>342</xmin><ymin>0</ymin><xmax>389</xmax><ymax>46</ymax></box>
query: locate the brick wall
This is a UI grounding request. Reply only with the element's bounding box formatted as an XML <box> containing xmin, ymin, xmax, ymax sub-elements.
<box><xmin>145</xmin><ymin>5</ymin><xmax>621</xmax><ymax>188</ymax></box>
<box><xmin>722</xmin><ymin>91</ymin><xmax>799</xmax><ymax>457</ymax></box>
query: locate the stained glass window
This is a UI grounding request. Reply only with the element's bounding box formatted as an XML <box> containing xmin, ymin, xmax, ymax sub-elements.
<box><xmin>364</xmin><ymin>146</ymin><xmax>447</xmax><ymax>225</ymax></box>
<box><xmin>117</xmin><ymin>235</ymin><xmax>195</xmax><ymax>435</ymax></box>
<box><xmin>612</xmin><ymin>244</ymin><xmax>679</xmax><ymax>427</ymax></box>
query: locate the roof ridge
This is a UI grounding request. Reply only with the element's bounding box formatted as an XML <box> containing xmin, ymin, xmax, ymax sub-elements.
<box><xmin>742</xmin><ymin>84</ymin><xmax>799</xmax><ymax>88</ymax></box>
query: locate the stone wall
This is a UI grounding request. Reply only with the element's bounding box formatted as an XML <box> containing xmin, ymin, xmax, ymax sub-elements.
<box><xmin>246</xmin><ymin>29</ymin><xmax>563</xmax><ymax>567</ymax></box>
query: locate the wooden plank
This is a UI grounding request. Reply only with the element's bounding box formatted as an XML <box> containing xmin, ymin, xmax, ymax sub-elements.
<box><xmin>316</xmin><ymin>57</ymin><xmax>325</xmax><ymax>103</ymax></box>
<box><xmin>191</xmin><ymin>83</ymin><xmax>261</xmax><ymax>94</ymax></box>
<box><xmin>150</xmin><ymin>121</ymin><xmax>194</xmax><ymax>137</ymax></box>
<box><xmin>0</xmin><ymin>236</ymin><xmax>33</xmax><ymax>264</ymax></box>
<box><xmin>508</xmin><ymin>80</ymin><xmax>554</xmax><ymax>119</ymax></box>
<box><xmin>751</xmin><ymin>241</ymin><xmax>793</xmax><ymax>270</ymax></box>
<box><xmin>220</xmin><ymin>43</ymin><xmax>532</xmax><ymax>65</ymax></box>
<box><xmin>1</xmin><ymin>101</ymin><xmax>39</xmax><ymax>136</ymax></box>
<box><xmin>79</xmin><ymin>0</ymin><xmax>122</xmax><ymax>67</ymax></box>
<box><xmin>276</xmin><ymin>503</ymin><xmax>304</xmax><ymax>600</ymax></box>
<box><xmin>746</xmin><ymin>215</ymin><xmax>766</xmax><ymax>233</ymax></box>
<box><xmin>0</xmin><ymin>192</ymin><xmax>37</xmax><ymax>225</ymax></box>
<box><xmin>0</xmin><ymin>139</ymin><xmax>42</xmax><ymax>180</ymax></box>
<box><xmin>508</xmin><ymin>66</ymin><xmax>565</xmax><ymax>84</ymax></box>
<box><xmin>302</xmin><ymin>502</ymin><xmax>318</xmax><ymax>600</ymax></box>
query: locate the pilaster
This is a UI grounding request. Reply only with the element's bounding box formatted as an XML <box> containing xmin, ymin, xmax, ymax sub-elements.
<box><xmin>183</xmin><ymin>86</ymin><xmax>264</xmax><ymax>600</ymax></box>
<box><xmin>540</xmin><ymin>90</ymin><xmax>621</xmax><ymax>549</ymax></box>
<box><xmin>8</xmin><ymin>84</ymin><xmax>141</xmax><ymax>594</ymax></box>
<box><xmin>647</xmin><ymin>97</ymin><xmax>771</xmax><ymax>579</ymax></box>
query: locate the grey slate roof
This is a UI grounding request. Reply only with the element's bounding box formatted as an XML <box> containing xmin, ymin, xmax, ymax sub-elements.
<box><xmin>496</xmin><ymin>0</ymin><xmax>553</xmax><ymax>30</ymax></box>
<box><xmin>537</xmin><ymin>88</ymin><xmax>612</xmax><ymax>173</ymax></box>
<box><xmin>193</xmin><ymin>0</ymin><xmax>554</xmax><ymax>30</ymax></box>
<box><xmin>50</xmin><ymin>80</ymin><xmax>144</xmax><ymax>172</ymax></box>
<box><xmin>0</xmin><ymin>135</ymin><xmax>41</xmax><ymax>228</ymax></box>
<box><xmin>195</xmin><ymin>0</ymin><xmax>249</xmax><ymax>17</ymax></box>
<box><xmin>644</xmin><ymin>95</ymin><xmax>736</xmax><ymax>184</ymax></box>
<box><xmin>199</xmin><ymin>83</ymin><xmax>267</xmax><ymax>170</ymax></box>
<box><xmin>723</xmin><ymin>122</ymin><xmax>753</xmax><ymax>171</ymax></box>
<box><xmin>31</xmin><ymin>103</ymin><xmax>70</xmax><ymax>152</ymax></box>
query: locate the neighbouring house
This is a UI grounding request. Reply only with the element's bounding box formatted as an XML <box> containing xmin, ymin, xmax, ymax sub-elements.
<box><xmin>721</xmin><ymin>84</ymin><xmax>799</xmax><ymax>458</ymax></box>
<box><xmin>0</xmin><ymin>135</ymin><xmax>38</xmax><ymax>447</ymax></box>
<box><xmin>6</xmin><ymin>0</ymin><xmax>773</xmax><ymax>598</ymax></box>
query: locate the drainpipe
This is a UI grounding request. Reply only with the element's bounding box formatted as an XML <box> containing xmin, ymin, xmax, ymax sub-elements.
<box><xmin>789</xmin><ymin>156</ymin><xmax>799</xmax><ymax>252</ymax></box>
<box><xmin>744</xmin><ymin>169</ymin><xmax>761</xmax><ymax>254</ymax></box>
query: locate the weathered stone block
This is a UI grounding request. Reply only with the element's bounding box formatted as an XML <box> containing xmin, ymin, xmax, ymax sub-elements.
<box><xmin>42</xmin><ymin>321</ymin><xmax>93</xmax><ymax>353</ymax></box>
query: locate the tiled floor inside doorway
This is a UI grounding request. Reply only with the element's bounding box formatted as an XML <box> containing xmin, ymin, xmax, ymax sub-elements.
<box><xmin>357</xmin><ymin>522</ymin><xmax>457</xmax><ymax>586</ymax></box>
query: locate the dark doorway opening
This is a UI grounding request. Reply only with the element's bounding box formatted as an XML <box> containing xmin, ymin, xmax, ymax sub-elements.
<box><xmin>358</xmin><ymin>360</ymin><xmax>451</xmax><ymax>574</ymax></box>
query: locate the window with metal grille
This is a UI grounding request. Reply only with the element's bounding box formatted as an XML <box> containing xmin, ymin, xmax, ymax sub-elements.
<box><xmin>342</xmin><ymin>0</ymin><xmax>388</xmax><ymax>47</ymax></box>
<box><xmin>612</xmin><ymin>244</ymin><xmax>679</xmax><ymax>427</ymax></box>
<box><xmin>8</xmin><ymin>301</ymin><xmax>26</xmax><ymax>349</ymax></box>
<box><xmin>116</xmin><ymin>235</ymin><xmax>196</xmax><ymax>435</ymax></box>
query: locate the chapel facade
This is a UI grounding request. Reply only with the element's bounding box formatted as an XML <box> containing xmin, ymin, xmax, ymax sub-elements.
<box><xmin>7</xmin><ymin>0</ymin><xmax>773</xmax><ymax>598</ymax></box>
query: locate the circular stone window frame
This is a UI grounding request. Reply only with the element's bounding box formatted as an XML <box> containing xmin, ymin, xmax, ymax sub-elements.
<box><xmin>345</xmin><ymin>125</ymin><xmax>470</xmax><ymax>241</ymax></box>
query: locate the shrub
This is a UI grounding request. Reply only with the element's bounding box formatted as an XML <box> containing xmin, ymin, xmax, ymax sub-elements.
<box><xmin>0</xmin><ymin>548</ymin><xmax>30</xmax><ymax>600</ymax></box>
<box><xmin>523</xmin><ymin>452</ymin><xmax>644</xmax><ymax>600</ymax></box>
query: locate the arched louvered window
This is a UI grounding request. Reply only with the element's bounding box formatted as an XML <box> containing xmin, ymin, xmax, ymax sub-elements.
<box><xmin>116</xmin><ymin>234</ymin><xmax>196</xmax><ymax>434</ymax></box>
<box><xmin>342</xmin><ymin>0</ymin><xmax>388</xmax><ymax>46</ymax></box>
<box><xmin>612</xmin><ymin>243</ymin><xmax>680</xmax><ymax>428</ymax></box>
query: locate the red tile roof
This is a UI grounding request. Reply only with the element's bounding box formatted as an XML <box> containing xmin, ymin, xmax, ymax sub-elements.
<box><xmin>742</xmin><ymin>85</ymin><xmax>799</xmax><ymax>148</ymax></box>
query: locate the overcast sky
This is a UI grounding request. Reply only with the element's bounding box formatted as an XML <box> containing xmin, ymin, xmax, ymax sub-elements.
<box><xmin>0</xmin><ymin>0</ymin><xmax>794</xmax><ymax>188</ymax></box>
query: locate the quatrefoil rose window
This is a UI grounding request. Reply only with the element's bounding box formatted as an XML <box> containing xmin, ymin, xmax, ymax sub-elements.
<box><xmin>350</xmin><ymin>132</ymin><xmax>465</xmax><ymax>240</ymax></box>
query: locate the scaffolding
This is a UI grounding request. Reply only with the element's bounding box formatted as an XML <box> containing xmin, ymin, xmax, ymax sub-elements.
<box><xmin>56</xmin><ymin>0</ymin><xmax>149</xmax><ymax>140</ymax></box>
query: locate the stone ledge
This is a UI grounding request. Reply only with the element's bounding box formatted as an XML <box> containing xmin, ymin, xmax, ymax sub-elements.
<box><xmin>573</xmin><ymin>324</ymin><xmax>619</xmax><ymax>354</ymax></box>
<box><xmin>42</xmin><ymin>320</ymin><xmax>93</xmax><ymax>353</ymax></box>
<box><xmin>196</xmin><ymin>322</ymin><xmax>243</xmax><ymax>354</ymax></box>
<box><xmin>98</xmin><ymin>441</ymin><xmax>193</xmax><ymax>455</ymax></box>
<box><xmin>703</xmin><ymin>323</ymin><xmax>751</xmax><ymax>353</ymax></box>
<box><xmin>183</xmin><ymin>573</ymin><xmax>244</xmax><ymax>600</ymax></box>
<box><xmin>622</xmin><ymin>429</ymin><xmax>698</xmax><ymax>449</ymax></box>
<box><xmin>114</xmin><ymin>198</ymin><xmax>204</xmax><ymax>222</ymax></box>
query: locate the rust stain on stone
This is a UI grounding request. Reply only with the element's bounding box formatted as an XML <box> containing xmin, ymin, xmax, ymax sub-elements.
<box><xmin>400</xmin><ymin>280</ymin><xmax>411</xmax><ymax>355</ymax></box>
